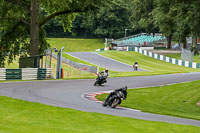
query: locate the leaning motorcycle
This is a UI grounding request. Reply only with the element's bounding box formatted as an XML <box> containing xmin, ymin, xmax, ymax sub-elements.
<box><xmin>103</xmin><ymin>90</ymin><xmax>126</xmax><ymax>108</ymax></box>
<box><xmin>94</xmin><ymin>75</ymin><xmax>107</xmax><ymax>86</ymax></box>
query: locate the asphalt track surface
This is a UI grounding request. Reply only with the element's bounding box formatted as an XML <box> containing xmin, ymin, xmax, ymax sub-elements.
<box><xmin>65</xmin><ymin>52</ymin><xmax>146</xmax><ymax>71</ymax></box>
<box><xmin>0</xmin><ymin>73</ymin><xmax>200</xmax><ymax>127</ymax></box>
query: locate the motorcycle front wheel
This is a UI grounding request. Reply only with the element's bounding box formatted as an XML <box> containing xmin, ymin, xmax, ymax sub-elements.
<box><xmin>111</xmin><ymin>98</ymin><xmax>120</xmax><ymax>108</ymax></box>
<box><xmin>94</xmin><ymin>81</ymin><xmax>98</xmax><ymax>86</ymax></box>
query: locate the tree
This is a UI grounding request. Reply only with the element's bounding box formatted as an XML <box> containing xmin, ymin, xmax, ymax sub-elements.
<box><xmin>0</xmin><ymin>0</ymin><xmax>113</xmax><ymax>67</ymax></box>
<box><xmin>187</xmin><ymin>0</ymin><xmax>200</xmax><ymax>52</ymax></box>
<box><xmin>94</xmin><ymin>0</ymin><xmax>131</xmax><ymax>38</ymax></box>
<box><xmin>70</xmin><ymin>0</ymin><xmax>132</xmax><ymax>39</ymax></box>
<box><xmin>130</xmin><ymin>0</ymin><xmax>157</xmax><ymax>34</ymax></box>
<box><xmin>153</xmin><ymin>0</ymin><xmax>177</xmax><ymax>49</ymax></box>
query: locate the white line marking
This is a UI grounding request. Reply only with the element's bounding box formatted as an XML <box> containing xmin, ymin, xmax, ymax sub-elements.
<box><xmin>64</xmin><ymin>53</ymin><xmax>95</xmax><ymax>67</ymax></box>
<box><xmin>95</xmin><ymin>53</ymin><xmax>148</xmax><ymax>71</ymax></box>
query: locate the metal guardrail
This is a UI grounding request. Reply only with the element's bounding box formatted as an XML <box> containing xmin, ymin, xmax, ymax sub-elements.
<box><xmin>6</xmin><ymin>69</ymin><xmax>22</xmax><ymax>80</ymax></box>
<box><xmin>0</xmin><ymin>68</ymin><xmax>52</xmax><ymax>80</ymax></box>
<box><xmin>52</xmin><ymin>53</ymin><xmax>98</xmax><ymax>74</ymax></box>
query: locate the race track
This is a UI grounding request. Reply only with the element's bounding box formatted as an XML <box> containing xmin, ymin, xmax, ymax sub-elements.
<box><xmin>0</xmin><ymin>72</ymin><xmax>200</xmax><ymax>127</ymax></box>
<box><xmin>65</xmin><ymin>52</ymin><xmax>146</xmax><ymax>71</ymax></box>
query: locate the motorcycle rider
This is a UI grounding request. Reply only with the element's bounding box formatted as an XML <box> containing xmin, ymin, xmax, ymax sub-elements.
<box><xmin>103</xmin><ymin>86</ymin><xmax>128</xmax><ymax>106</ymax></box>
<box><xmin>111</xmin><ymin>86</ymin><xmax>127</xmax><ymax>99</ymax></box>
<box><xmin>98</xmin><ymin>68</ymin><xmax>109</xmax><ymax>82</ymax></box>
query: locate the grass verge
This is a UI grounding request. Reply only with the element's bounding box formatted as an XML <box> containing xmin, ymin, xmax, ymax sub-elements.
<box><xmin>96</xmin><ymin>80</ymin><xmax>200</xmax><ymax>120</ymax></box>
<box><xmin>51</xmin><ymin>57</ymin><xmax>96</xmax><ymax>79</ymax></box>
<box><xmin>0</xmin><ymin>96</ymin><xmax>199</xmax><ymax>132</ymax></box>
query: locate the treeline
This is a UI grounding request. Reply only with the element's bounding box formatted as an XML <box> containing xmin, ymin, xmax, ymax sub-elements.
<box><xmin>45</xmin><ymin>0</ymin><xmax>200</xmax><ymax>49</ymax></box>
<box><xmin>130</xmin><ymin>0</ymin><xmax>200</xmax><ymax>49</ymax></box>
<box><xmin>45</xmin><ymin>0</ymin><xmax>134</xmax><ymax>39</ymax></box>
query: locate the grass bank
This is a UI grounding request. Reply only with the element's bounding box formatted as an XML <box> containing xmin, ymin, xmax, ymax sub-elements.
<box><xmin>48</xmin><ymin>38</ymin><xmax>104</xmax><ymax>52</ymax></box>
<box><xmin>97</xmin><ymin>80</ymin><xmax>200</xmax><ymax>120</ymax></box>
<box><xmin>0</xmin><ymin>96</ymin><xmax>199</xmax><ymax>132</ymax></box>
<box><xmin>98</xmin><ymin>51</ymin><xmax>200</xmax><ymax>77</ymax></box>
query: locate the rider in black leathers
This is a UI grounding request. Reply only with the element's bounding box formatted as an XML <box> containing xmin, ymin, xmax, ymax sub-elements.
<box><xmin>103</xmin><ymin>86</ymin><xmax>128</xmax><ymax>107</ymax></box>
<box><xmin>107</xmin><ymin>86</ymin><xmax>127</xmax><ymax>100</ymax></box>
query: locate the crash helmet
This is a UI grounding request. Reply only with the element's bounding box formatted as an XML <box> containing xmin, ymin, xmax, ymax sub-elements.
<box><xmin>123</xmin><ymin>86</ymin><xmax>128</xmax><ymax>91</ymax></box>
<box><xmin>105</xmin><ymin>68</ymin><xmax>109</xmax><ymax>73</ymax></box>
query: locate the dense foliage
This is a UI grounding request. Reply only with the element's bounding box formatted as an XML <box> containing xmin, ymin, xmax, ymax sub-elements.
<box><xmin>130</xmin><ymin>0</ymin><xmax>200</xmax><ymax>49</ymax></box>
<box><xmin>1</xmin><ymin>0</ymin><xmax>200</xmax><ymax>66</ymax></box>
<box><xmin>0</xmin><ymin>0</ymin><xmax>113</xmax><ymax>67</ymax></box>
<box><xmin>45</xmin><ymin>0</ymin><xmax>133</xmax><ymax>39</ymax></box>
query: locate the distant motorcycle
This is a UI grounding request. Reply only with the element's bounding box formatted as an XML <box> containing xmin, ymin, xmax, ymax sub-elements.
<box><xmin>94</xmin><ymin>75</ymin><xmax>107</xmax><ymax>86</ymax></box>
<box><xmin>103</xmin><ymin>86</ymin><xmax>127</xmax><ymax>108</ymax></box>
<box><xmin>94</xmin><ymin>72</ymin><xmax>108</xmax><ymax>86</ymax></box>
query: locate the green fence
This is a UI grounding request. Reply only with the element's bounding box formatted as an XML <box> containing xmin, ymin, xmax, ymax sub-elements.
<box><xmin>6</xmin><ymin>69</ymin><xmax>22</xmax><ymax>80</ymax></box>
<box><xmin>37</xmin><ymin>69</ymin><xmax>47</xmax><ymax>80</ymax></box>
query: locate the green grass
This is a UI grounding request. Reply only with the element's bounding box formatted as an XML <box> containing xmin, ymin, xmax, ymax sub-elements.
<box><xmin>164</xmin><ymin>53</ymin><xmax>200</xmax><ymax>63</ymax></box>
<box><xmin>51</xmin><ymin>57</ymin><xmax>96</xmax><ymax>79</ymax></box>
<box><xmin>98</xmin><ymin>51</ymin><xmax>200</xmax><ymax>77</ymax></box>
<box><xmin>0</xmin><ymin>96</ymin><xmax>199</xmax><ymax>132</ymax></box>
<box><xmin>97</xmin><ymin>80</ymin><xmax>200</xmax><ymax>120</ymax></box>
<box><xmin>48</xmin><ymin>38</ymin><xmax>104</xmax><ymax>52</ymax></box>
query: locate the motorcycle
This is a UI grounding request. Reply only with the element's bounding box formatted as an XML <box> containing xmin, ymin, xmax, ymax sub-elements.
<box><xmin>102</xmin><ymin>87</ymin><xmax>127</xmax><ymax>108</ymax></box>
<box><xmin>94</xmin><ymin>73</ymin><xmax>107</xmax><ymax>86</ymax></box>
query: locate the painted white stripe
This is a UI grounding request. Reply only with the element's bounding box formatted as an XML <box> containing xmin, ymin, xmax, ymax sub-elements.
<box><xmin>178</xmin><ymin>60</ymin><xmax>182</xmax><ymax>66</ymax></box>
<box><xmin>172</xmin><ymin>58</ymin><xmax>176</xmax><ymax>64</ymax></box>
<box><xmin>96</xmin><ymin>53</ymin><xmax>149</xmax><ymax>71</ymax></box>
<box><xmin>139</xmin><ymin>48</ymin><xmax>142</xmax><ymax>53</ymax></box>
<box><xmin>185</xmin><ymin>61</ymin><xmax>189</xmax><ymax>67</ymax></box>
<box><xmin>144</xmin><ymin>50</ymin><xmax>147</xmax><ymax>56</ymax></box>
<box><xmin>96</xmin><ymin>53</ymin><xmax>134</xmax><ymax>67</ymax></box>
<box><xmin>166</xmin><ymin>57</ymin><xmax>170</xmax><ymax>63</ymax></box>
<box><xmin>135</xmin><ymin>47</ymin><xmax>138</xmax><ymax>52</ymax></box>
<box><xmin>154</xmin><ymin>54</ymin><xmax>158</xmax><ymax>59</ymax></box>
<box><xmin>149</xmin><ymin>52</ymin><xmax>152</xmax><ymax>57</ymax></box>
<box><xmin>160</xmin><ymin>55</ymin><xmax>163</xmax><ymax>60</ymax></box>
<box><xmin>192</xmin><ymin>62</ymin><xmax>197</xmax><ymax>68</ymax></box>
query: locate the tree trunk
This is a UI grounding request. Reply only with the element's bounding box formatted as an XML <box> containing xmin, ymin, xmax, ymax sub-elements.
<box><xmin>182</xmin><ymin>38</ymin><xmax>187</xmax><ymax>49</ymax></box>
<box><xmin>30</xmin><ymin>0</ymin><xmax>39</xmax><ymax>56</ymax></box>
<box><xmin>167</xmin><ymin>34</ymin><xmax>172</xmax><ymax>49</ymax></box>
<box><xmin>192</xmin><ymin>36</ymin><xmax>197</xmax><ymax>47</ymax></box>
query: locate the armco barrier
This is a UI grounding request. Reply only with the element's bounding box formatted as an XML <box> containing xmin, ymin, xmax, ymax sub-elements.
<box><xmin>6</xmin><ymin>69</ymin><xmax>22</xmax><ymax>80</ymax></box>
<box><xmin>127</xmin><ymin>46</ymin><xmax>200</xmax><ymax>69</ymax></box>
<box><xmin>52</xmin><ymin>53</ymin><xmax>98</xmax><ymax>73</ymax></box>
<box><xmin>0</xmin><ymin>68</ymin><xmax>52</xmax><ymax>80</ymax></box>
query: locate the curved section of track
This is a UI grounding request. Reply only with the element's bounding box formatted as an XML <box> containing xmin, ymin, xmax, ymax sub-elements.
<box><xmin>65</xmin><ymin>52</ymin><xmax>146</xmax><ymax>71</ymax></box>
<box><xmin>0</xmin><ymin>72</ymin><xmax>200</xmax><ymax>126</ymax></box>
